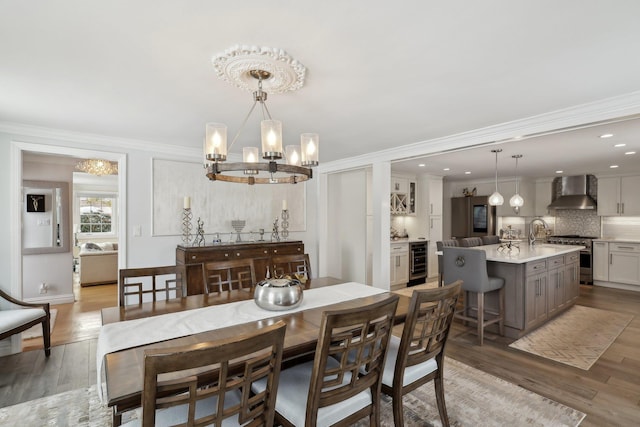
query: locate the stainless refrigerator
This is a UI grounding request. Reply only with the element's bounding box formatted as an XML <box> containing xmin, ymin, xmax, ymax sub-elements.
<box><xmin>451</xmin><ymin>196</ymin><xmax>497</xmax><ymax>239</ymax></box>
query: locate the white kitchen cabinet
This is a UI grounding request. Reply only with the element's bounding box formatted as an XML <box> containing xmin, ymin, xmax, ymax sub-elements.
<box><xmin>391</xmin><ymin>176</ymin><xmax>409</xmax><ymax>194</ymax></box>
<box><xmin>597</xmin><ymin>175</ymin><xmax>640</xmax><ymax>216</ymax></box>
<box><xmin>390</xmin><ymin>174</ymin><xmax>416</xmax><ymax>215</ymax></box>
<box><xmin>592</xmin><ymin>241</ymin><xmax>609</xmax><ymax>282</ymax></box>
<box><xmin>390</xmin><ymin>242</ymin><xmax>409</xmax><ymax>287</ymax></box>
<box><xmin>608</xmin><ymin>243</ymin><xmax>640</xmax><ymax>285</ymax></box>
<box><xmin>428</xmin><ymin>178</ymin><xmax>443</xmax><ymax>216</ymax></box>
<box><xmin>534</xmin><ymin>179</ymin><xmax>553</xmax><ymax>216</ymax></box>
<box><xmin>427</xmin><ymin>216</ymin><xmax>442</xmax><ymax>280</ymax></box>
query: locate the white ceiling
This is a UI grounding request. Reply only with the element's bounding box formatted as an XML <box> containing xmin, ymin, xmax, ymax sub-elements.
<box><xmin>3</xmin><ymin>1</ymin><xmax>640</xmax><ymax>178</ymax></box>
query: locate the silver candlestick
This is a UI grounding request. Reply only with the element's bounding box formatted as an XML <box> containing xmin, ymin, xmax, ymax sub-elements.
<box><xmin>181</xmin><ymin>208</ymin><xmax>193</xmax><ymax>246</ymax></box>
<box><xmin>281</xmin><ymin>209</ymin><xmax>289</xmax><ymax>240</ymax></box>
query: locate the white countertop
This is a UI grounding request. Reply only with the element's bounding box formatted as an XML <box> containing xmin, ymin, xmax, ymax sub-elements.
<box><xmin>390</xmin><ymin>238</ymin><xmax>429</xmax><ymax>244</ymax></box>
<box><xmin>469</xmin><ymin>243</ymin><xmax>584</xmax><ymax>264</ymax></box>
<box><xmin>594</xmin><ymin>238</ymin><xmax>640</xmax><ymax>244</ymax></box>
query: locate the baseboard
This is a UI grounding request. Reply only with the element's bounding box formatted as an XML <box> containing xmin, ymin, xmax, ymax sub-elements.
<box><xmin>24</xmin><ymin>293</ymin><xmax>75</xmax><ymax>304</ymax></box>
<box><xmin>593</xmin><ymin>281</ymin><xmax>640</xmax><ymax>292</ymax></box>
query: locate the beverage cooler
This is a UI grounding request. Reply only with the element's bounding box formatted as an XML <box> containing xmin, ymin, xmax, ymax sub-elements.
<box><xmin>451</xmin><ymin>196</ymin><xmax>497</xmax><ymax>239</ymax></box>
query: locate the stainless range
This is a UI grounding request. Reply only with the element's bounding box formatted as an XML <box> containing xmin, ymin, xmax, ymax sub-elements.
<box><xmin>547</xmin><ymin>235</ymin><xmax>597</xmax><ymax>284</ymax></box>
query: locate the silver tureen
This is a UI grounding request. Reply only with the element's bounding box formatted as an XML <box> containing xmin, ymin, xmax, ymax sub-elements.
<box><xmin>254</xmin><ymin>277</ymin><xmax>304</xmax><ymax>311</ymax></box>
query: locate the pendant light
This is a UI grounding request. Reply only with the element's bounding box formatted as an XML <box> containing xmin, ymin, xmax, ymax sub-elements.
<box><xmin>510</xmin><ymin>154</ymin><xmax>524</xmax><ymax>213</ymax></box>
<box><xmin>489</xmin><ymin>149</ymin><xmax>504</xmax><ymax>206</ymax></box>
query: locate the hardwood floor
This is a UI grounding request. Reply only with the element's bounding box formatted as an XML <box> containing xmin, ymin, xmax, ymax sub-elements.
<box><xmin>1</xmin><ymin>283</ymin><xmax>639</xmax><ymax>426</ymax></box>
<box><xmin>22</xmin><ymin>277</ymin><xmax>117</xmax><ymax>352</ymax></box>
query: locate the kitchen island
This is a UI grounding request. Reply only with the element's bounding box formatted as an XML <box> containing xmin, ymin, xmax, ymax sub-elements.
<box><xmin>466</xmin><ymin>243</ymin><xmax>584</xmax><ymax>339</ymax></box>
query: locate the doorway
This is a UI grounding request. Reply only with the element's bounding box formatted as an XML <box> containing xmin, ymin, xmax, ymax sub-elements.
<box><xmin>10</xmin><ymin>141</ymin><xmax>127</xmax><ymax>353</ymax></box>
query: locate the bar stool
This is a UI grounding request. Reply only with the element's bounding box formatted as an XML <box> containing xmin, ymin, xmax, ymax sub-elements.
<box><xmin>459</xmin><ymin>237</ymin><xmax>483</xmax><ymax>247</ymax></box>
<box><xmin>436</xmin><ymin>240</ymin><xmax>459</xmax><ymax>286</ymax></box>
<box><xmin>442</xmin><ymin>247</ymin><xmax>505</xmax><ymax>345</ymax></box>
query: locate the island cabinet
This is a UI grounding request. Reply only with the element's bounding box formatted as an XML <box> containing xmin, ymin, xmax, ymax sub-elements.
<box><xmin>176</xmin><ymin>241</ymin><xmax>305</xmax><ymax>295</ymax></box>
<box><xmin>482</xmin><ymin>247</ymin><xmax>581</xmax><ymax>339</ymax></box>
<box><xmin>524</xmin><ymin>260</ymin><xmax>548</xmax><ymax>329</ymax></box>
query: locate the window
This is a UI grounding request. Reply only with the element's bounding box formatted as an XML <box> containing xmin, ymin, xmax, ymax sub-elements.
<box><xmin>77</xmin><ymin>194</ymin><xmax>117</xmax><ymax>235</ymax></box>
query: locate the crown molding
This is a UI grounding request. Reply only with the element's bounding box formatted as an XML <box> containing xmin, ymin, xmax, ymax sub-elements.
<box><xmin>0</xmin><ymin>121</ymin><xmax>201</xmax><ymax>159</ymax></box>
<box><xmin>319</xmin><ymin>90</ymin><xmax>640</xmax><ymax>174</ymax></box>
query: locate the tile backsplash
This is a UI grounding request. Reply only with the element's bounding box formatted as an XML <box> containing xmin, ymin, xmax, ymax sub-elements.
<box><xmin>554</xmin><ymin>210</ymin><xmax>600</xmax><ymax>237</ymax></box>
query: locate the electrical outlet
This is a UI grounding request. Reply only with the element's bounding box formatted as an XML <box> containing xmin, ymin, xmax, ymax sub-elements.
<box><xmin>39</xmin><ymin>282</ymin><xmax>47</xmax><ymax>294</ymax></box>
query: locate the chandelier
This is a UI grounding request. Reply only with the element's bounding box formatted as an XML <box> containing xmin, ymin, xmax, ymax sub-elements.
<box><xmin>203</xmin><ymin>45</ymin><xmax>318</xmax><ymax>185</ymax></box>
<box><xmin>76</xmin><ymin>159</ymin><xmax>118</xmax><ymax>176</ymax></box>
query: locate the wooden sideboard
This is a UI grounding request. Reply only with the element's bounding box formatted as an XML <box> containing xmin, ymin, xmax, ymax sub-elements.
<box><xmin>176</xmin><ymin>241</ymin><xmax>305</xmax><ymax>295</ymax></box>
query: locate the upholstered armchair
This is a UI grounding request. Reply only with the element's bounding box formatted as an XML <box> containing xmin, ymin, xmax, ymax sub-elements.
<box><xmin>0</xmin><ymin>288</ymin><xmax>51</xmax><ymax>356</ymax></box>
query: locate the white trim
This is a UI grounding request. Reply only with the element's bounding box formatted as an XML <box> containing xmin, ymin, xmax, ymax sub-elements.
<box><xmin>593</xmin><ymin>281</ymin><xmax>640</xmax><ymax>292</ymax></box>
<box><xmin>0</xmin><ymin>121</ymin><xmax>200</xmax><ymax>158</ymax></box>
<box><xmin>24</xmin><ymin>293</ymin><xmax>75</xmax><ymax>304</ymax></box>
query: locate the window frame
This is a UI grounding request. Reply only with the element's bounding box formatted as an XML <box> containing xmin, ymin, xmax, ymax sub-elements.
<box><xmin>75</xmin><ymin>191</ymin><xmax>118</xmax><ymax>239</ymax></box>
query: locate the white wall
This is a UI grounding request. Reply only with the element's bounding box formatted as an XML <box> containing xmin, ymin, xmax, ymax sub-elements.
<box><xmin>325</xmin><ymin>169</ymin><xmax>367</xmax><ymax>282</ymax></box>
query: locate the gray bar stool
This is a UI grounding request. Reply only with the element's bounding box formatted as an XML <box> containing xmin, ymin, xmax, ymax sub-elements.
<box><xmin>442</xmin><ymin>246</ymin><xmax>505</xmax><ymax>345</ymax></box>
<box><xmin>436</xmin><ymin>240</ymin><xmax>459</xmax><ymax>286</ymax></box>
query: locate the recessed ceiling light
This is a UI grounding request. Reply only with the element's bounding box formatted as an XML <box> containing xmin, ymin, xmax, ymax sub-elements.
<box><xmin>464</xmin><ymin>171</ymin><xmax>471</xmax><ymax>175</ymax></box>
<box><xmin>555</xmin><ymin>170</ymin><xmax>563</xmax><ymax>174</ymax></box>
<box><xmin>625</xmin><ymin>151</ymin><xmax>636</xmax><ymax>155</ymax></box>
<box><xmin>443</xmin><ymin>168</ymin><xmax>450</xmax><ymax>171</ymax></box>
<box><xmin>600</xmin><ymin>133</ymin><xmax>614</xmax><ymax>139</ymax></box>
<box><xmin>418</xmin><ymin>163</ymin><xmax>426</xmax><ymax>167</ymax></box>
<box><xmin>610</xmin><ymin>165</ymin><xmax>619</xmax><ymax>169</ymax></box>
<box><xmin>614</xmin><ymin>143</ymin><xmax>626</xmax><ymax>147</ymax></box>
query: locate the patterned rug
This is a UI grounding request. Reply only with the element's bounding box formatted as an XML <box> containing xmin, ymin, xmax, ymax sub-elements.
<box><xmin>0</xmin><ymin>358</ymin><xmax>585</xmax><ymax>427</ymax></box>
<box><xmin>21</xmin><ymin>309</ymin><xmax>57</xmax><ymax>339</ymax></box>
<box><xmin>509</xmin><ymin>305</ymin><xmax>633</xmax><ymax>370</ymax></box>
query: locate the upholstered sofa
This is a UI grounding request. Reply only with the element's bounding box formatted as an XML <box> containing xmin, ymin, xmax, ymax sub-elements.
<box><xmin>78</xmin><ymin>242</ymin><xmax>118</xmax><ymax>286</ymax></box>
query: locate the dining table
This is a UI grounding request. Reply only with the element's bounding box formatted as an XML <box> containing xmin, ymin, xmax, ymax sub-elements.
<box><xmin>98</xmin><ymin>277</ymin><xmax>412</xmax><ymax>425</ymax></box>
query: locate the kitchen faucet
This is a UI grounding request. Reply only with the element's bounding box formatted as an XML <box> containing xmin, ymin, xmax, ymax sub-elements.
<box><xmin>528</xmin><ymin>217</ymin><xmax>549</xmax><ymax>245</ymax></box>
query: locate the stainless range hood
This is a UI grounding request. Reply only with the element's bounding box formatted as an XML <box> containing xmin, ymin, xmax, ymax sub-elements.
<box><xmin>547</xmin><ymin>175</ymin><xmax>597</xmax><ymax>210</ymax></box>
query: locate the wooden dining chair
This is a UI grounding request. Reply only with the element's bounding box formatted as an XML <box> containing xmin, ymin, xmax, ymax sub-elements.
<box><xmin>381</xmin><ymin>280</ymin><xmax>462</xmax><ymax>427</ymax></box>
<box><xmin>119</xmin><ymin>265</ymin><xmax>186</xmax><ymax>307</ymax></box>
<box><xmin>271</xmin><ymin>253</ymin><xmax>312</xmax><ymax>281</ymax></box>
<box><xmin>252</xmin><ymin>295</ymin><xmax>399</xmax><ymax>427</ymax></box>
<box><xmin>202</xmin><ymin>259</ymin><xmax>257</xmax><ymax>293</ymax></box>
<box><xmin>0</xmin><ymin>288</ymin><xmax>51</xmax><ymax>356</ymax></box>
<box><xmin>131</xmin><ymin>320</ymin><xmax>286</xmax><ymax>427</ymax></box>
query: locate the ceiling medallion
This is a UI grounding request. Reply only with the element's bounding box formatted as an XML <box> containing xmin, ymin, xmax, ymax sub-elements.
<box><xmin>212</xmin><ymin>45</ymin><xmax>306</xmax><ymax>94</ymax></box>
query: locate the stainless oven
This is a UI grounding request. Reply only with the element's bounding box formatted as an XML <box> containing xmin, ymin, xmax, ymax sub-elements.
<box><xmin>408</xmin><ymin>241</ymin><xmax>428</xmax><ymax>286</ymax></box>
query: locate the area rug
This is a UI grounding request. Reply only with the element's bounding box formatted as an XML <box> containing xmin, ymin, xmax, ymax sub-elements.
<box><xmin>21</xmin><ymin>309</ymin><xmax>57</xmax><ymax>339</ymax></box>
<box><xmin>0</xmin><ymin>358</ymin><xmax>585</xmax><ymax>427</ymax></box>
<box><xmin>509</xmin><ymin>305</ymin><xmax>633</xmax><ymax>370</ymax></box>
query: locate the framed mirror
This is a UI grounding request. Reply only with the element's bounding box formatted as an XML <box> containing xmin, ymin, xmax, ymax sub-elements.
<box><xmin>22</xmin><ymin>180</ymin><xmax>70</xmax><ymax>255</ymax></box>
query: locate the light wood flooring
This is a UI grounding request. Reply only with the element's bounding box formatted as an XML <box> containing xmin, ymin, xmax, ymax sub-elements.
<box><xmin>1</xmin><ymin>282</ymin><xmax>639</xmax><ymax>426</ymax></box>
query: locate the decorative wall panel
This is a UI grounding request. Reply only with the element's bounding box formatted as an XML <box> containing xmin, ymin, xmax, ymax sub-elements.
<box><xmin>152</xmin><ymin>159</ymin><xmax>305</xmax><ymax>237</ymax></box>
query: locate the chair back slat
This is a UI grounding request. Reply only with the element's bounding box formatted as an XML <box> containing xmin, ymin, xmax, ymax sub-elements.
<box><xmin>119</xmin><ymin>265</ymin><xmax>185</xmax><ymax>307</ymax></box>
<box><xmin>400</xmin><ymin>281</ymin><xmax>462</xmax><ymax>371</ymax></box>
<box><xmin>142</xmin><ymin>320</ymin><xmax>286</xmax><ymax>427</ymax></box>
<box><xmin>271</xmin><ymin>253</ymin><xmax>312</xmax><ymax>281</ymax></box>
<box><xmin>307</xmin><ymin>295</ymin><xmax>399</xmax><ymax>425</ymax></box>
<box><xmin>203</xmin><ymin>259</ymin><xmax>256</xmax><ymax>293</ymax></box>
